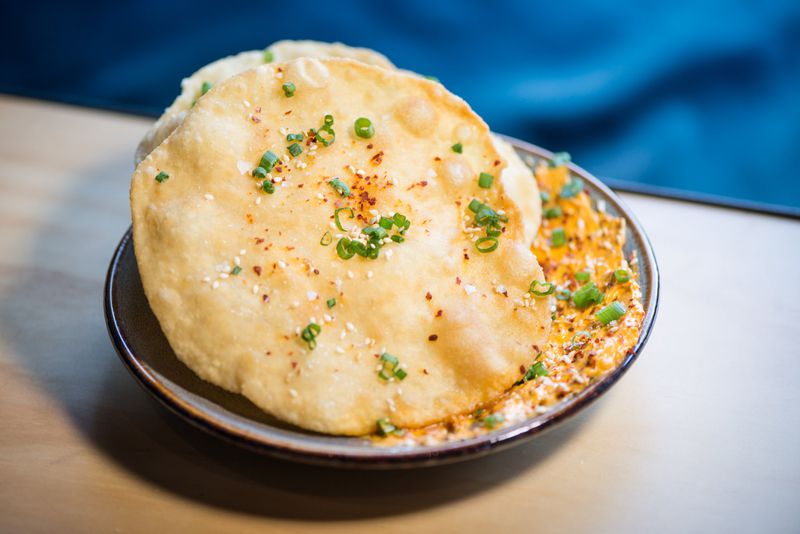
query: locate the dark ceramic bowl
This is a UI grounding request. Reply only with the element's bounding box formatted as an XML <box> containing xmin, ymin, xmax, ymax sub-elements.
<box><xmin>104</xmin><ymin>138</ymin><xmax>660</xmax><ymax>469</ymax></box>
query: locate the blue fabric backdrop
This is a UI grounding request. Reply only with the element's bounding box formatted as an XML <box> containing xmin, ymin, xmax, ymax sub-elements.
<box><xmin>2</xmin><ymin>1</ymin><xmax>799</xmax><ymax>208</ymax></box>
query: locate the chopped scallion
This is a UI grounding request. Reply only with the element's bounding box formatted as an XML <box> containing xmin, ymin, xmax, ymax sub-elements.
<box><xmin>451</xmin><ymin>142</ymin><xmax>463</xmax><ymax>153</ymax></box>
<box><xmin>231</xmin><ymin>266</ymin><xmax>242</xmax><ymax>275</ymax></box>
<box><xmin>614</xmin><ymin>269</ymin><xmax>630</xmax><ymax>283</ymax></box>
<box><xmin>263</xmin><ymin>49</ymin><xmax>274</xmax><ymax>63</ymax></box>
<box><xmin>258</xmin><ymin>150</ymin><xmax>279</xmax><ymax>173</ymax></box>
<box><xmin>320</xmin><ymin>231</ymin><xmax>332</xmax><ymax>246</ymax></box>
<box><xmin>329</xmin><ymin>178</ymin><xmax>351</xmax><ymax>197</ymax></box>
<box><xmin>354</xmin><ymin>117</ymin><xmax>374</xmax><ymax>139</ymax></box>
<box><xmin>543</xmin><ymin>206</ymin><xmax>562</xmax><ymax>219</ymax></box>
<box><xmin>559</xmin><ymin>177</ymin><xmax>584</xmax><ymax>199</ymax></box>
<box><xmin>529</xmin><ymin>280</ymin><xmax>555</xmax><ymax>296</ymax></box>
<box><xmin>572</xmin><ymin>282</ymin><xmax>605</xmax><ymax>309</ymax></box>
<box><xmin>287</xmin><ymin>142</ymin><xmax>302</xmax><ymax>157</ymax></box>
<box><xmin>478</xmin><ymin>172</ymin><xmax>494</xmax><ymax>189</ymax></box>
<box><xmin>327</xmin><ymin>298</ymin><xmax>336</xmax><ymax>308</ymax></box>
<box><xmin>551</xmin><ymin>228</ymin><xmax>567</xmax><ymax>247</ymax></box>
<box><xmin>154</xmin><ymin>171</ymin><xmax>169</xmax><ymax>183</ymax></box>
<box><xmin>549</xmin><ymin>151</ymin><xmax>571</xmax><ymax>168</ymax></box>
<box><xmin>282</xmin><ymin>81</ymin><xmax>296</xmax><ymax>97</ymax></box>
<box><xmin>336</xmin><ymin>237</ymin><xmax>355</xmax><ymax>259</ymax></box>
<box><xmin>300</xmin><ymin>322</ymin><xmax>321</xmax><ymax>350</ymax></box>
<box><xmin>286</xmin><ymin>133</ymin><xmax>304</xmax><ymax>142</ymax></box>
<box><xmin>376</xmin><ymin>417</ymin><xmax>397</xmax><ymax>436</ymax></box>
<box><xmin>575</xmin><ymin>271</ymin><xmax>590</xmax><ymax>282</ymax></box>
<box><xmin>475</xmin><ymin>236</ymin><xmax>498</xmax><ymax>253</ymax></box>
<box><xmin>261</xmin><ymin>180</ymin><xmax>275</xmax><ymax>194</ymax></box>
<box><xmin>596</xmin><ymin>301</ymin><xmax>626</xmax><ymax>325</ymax></box>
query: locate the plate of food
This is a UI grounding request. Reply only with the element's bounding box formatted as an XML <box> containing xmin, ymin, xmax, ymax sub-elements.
<box><xmin>105</xmin><ymin>41</ymin><xmax>659</xmax><ymax>468</ymax></box>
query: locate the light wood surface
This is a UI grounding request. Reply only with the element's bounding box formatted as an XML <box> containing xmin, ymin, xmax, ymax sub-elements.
<box><xmin>1</xmin><ymin>94</ymin><xmax>798</xmax><ymax>533</ymax></box>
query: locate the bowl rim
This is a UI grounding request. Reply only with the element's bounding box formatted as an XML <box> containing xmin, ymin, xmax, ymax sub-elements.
<box><xmin>104</xmin><ymin>137</ymin><xmax>660</xmax><ymax>468</ymax></box>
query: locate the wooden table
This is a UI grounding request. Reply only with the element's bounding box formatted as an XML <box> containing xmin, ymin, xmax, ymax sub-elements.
<box><xmin>1</xmin><ymin>94</ymin><xmax>798</xmax><ymax>533</ymax></box>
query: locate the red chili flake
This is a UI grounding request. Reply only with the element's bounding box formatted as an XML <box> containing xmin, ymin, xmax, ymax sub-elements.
<box><xmin>494</xmin><ymin>159</ymin><xmax>501</xmax><ymax>166</ymax></box>
<box><xmin>262</xmin><ymin>294</ymin><xmax>269</xmax><ymax>302</ymax></box>
<box><xmin>250</xmin><ymin>115</ymin><xmax>261</xmax><ymax>123</ymax></box>
<box><xmin>253</xmin><ymin>266</ymin><xmax>262</xmax><ymax>276</ymax></box>
<box><xmin>434</xmin><ymin>156</ymin><xmax>441</xmax><ymax>162</ymax></box>
<box><xmin>420</xmin><ymin>180</ymin><xmax>428</xmax><ymax>187</ymax></box>
<box><xmin>298</xmin><ymin>184</ymin><xmax>304</xmax><ymax>188</ymax></box>
<box><xmin>366</xmin><ymin>143</ymin><xmax>373</xmax><ymax>149</ymax></box>
<box><xmin>532</xmin><ymin>345</ymin><xmax>540</xmax><ymax>352</ymax></box>
<box><xmin>520</xmin><ymin>365</ymin><xmax>526</xmax><ymax>374</ymax></box>
<box><xmin>286</xmin><ymin>246</ymin><xmax>295</xmax><ymax>251</ymax></box>
<box><xmin>284</xmin><ymin>110</ymin><xmax>292</xmax><ymax>115</ymax></box>
<box><xmin>425</xmin><ymin>292</ymin><xmax>432</xmax><ymax>300</ymax></box>
<box><xmin>255</xmin><ymin>106</ymin><xmax>261</xmax><ymax>113</ymax></box>
<box><xmin>291</xmin><ymin>361</ymin><xmax>297</xmax><ymax>369</ymax></box>
<box><xmin>435</xmin><ymin>309</ymin><xmax>443</xmax><ymax>317</ymax></box>
<box><xmin>423</xmin><ymin>369</ymin><xmax>429</xmax><ymax>375</ymax></box>
<box><xmin>456</xmin><ymin>277</ymin><xmax>461</xmax><ymax>285</ymax></box>
<box><xmin>313</xmin><ymin>268</ymin><xmax>319</xmax><ymax>275</ymax></box>
<box><xmin>463</xmin><ymin>252</ymin><xmax>470</xmax><ymax>260</ymax></box>
<box><xmin>266</xmin><ymin>351</ymin><xmax>272</xmax><ymax>355</ymax></box>
<box><xmin>245</xmin><ymin>213</ymin><xmax>254</xmax><ymax>224</ymax></box>
<box><xmin>370</xmin><ymin>151</ymin><xmax>384</xmax><ymax>165</ymax></box>
<box><xmin>275</xmin><ymin>166</ymin><xmax>283</xmax><ymax>173</ymax></box>
<box><xmin>255</xmin><ymin>237</ymin><xmax>265</xmax><ymax>244</ymax></box>
<box><xmin>428</xmin><ymin>334</ymin><xmax>438</xmax><ymax>341</ymax></box>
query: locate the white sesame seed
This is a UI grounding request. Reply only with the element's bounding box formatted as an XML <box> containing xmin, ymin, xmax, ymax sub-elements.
<box><xmin>274</xmin><ymin>176</ymin><xmax>283</xmax><ymax>183</ymax></box>
<box><xmin>346</xmin><ymin>322</ymin><xmax>356</xmax><ymax>332</ymax></box>
<box><xmin>369</xmin><ymin>209</ymin><xmax>379</xmax><ymax>217</ymax></box>
<box><xmin>278</xmin><ymin>260</ymin><xmax>287</xmax><ymax>268</ymax></box>
<box><xmin>234</xmin><ymin>256</ymin><xmax>241</xmax><ymax>266</ymax></box>
<box><xmin>240</xmin><ymin>249</ymin><xmax>247</xmax><ymax>255</ymax></box>
<box><xmin>385</xmin><ymin>249</ymin><xmax>394</xmax><ymax>260</ymax></box>
<box><xmin>307</xmin><ymin>291</ymin><xmax>318</xmax><ymax>301</ymax></box>
<box><xmin>236</xmin><ymin>160</ymin><xmax>251</xmax><ymax>175</ymax></box>
<box><xmin>335</xmin><ymin>347</ymin><xmax>345</xmax><ymax>354</ymax></box>
<box><xmin>347</xmin><ymin>270</ymin><xmax>354</xmax><ymax>279</ymax></box>
<box><xmin>212</xmin><ymin>281</ymin><xmax>220</xmax><ymax>289</ymax></box>
<box><xmin>252</xmin><ymin>285</ymin><xmax>259</xmax><ymax>294</ymax></box>
<box><xmin>204</xmin><ymin>193</ymin><xmax>214</xmax><ymax>201</ymax></box>
<box><xmin>316</xmin><ymin>193</ymin><xmax>325</xmax><ymax>200</ymax></box>
<box><xmin>367</xmin><ymin>271</ymin><xmax>374</xmax><ymax>279</ymax></box>
<box><xmin>244</xmin><ymin>100</ymin><xmax>251</xmax><ymax>107</ymax></box>
<box><xmin>292</xmin><ymin>301</ymin><xmax>300</xmax><ymax>308</ymax></box>
<box><xmin>219</xmin><ymin>273</ymin><xmax>229</xmax><ymax>279</ymax></box>
<box><xmin>340</xmin><ymin>330</ymin><xmax>346</xmax><ymax>339</ymax></box>
<box><xmin>203</xmin><ymin>276</ymin><xmax>211</xmax><ymax>283</ymax></box>
<box><xmin>255</xmin><ymin>197</ymin><xmax>262</xmax><ymax>205</ymax></box>
<box><xmin>463</xmin><ymin>284</ymin><xmax>477</xmax><ymax>295</ymax></box>
<box><xmin>289</xmin><ymin>389</ymin><xmax>298</xmax><ymax>398</ymax></box>
<box><xmin>280</xmin><ymin>127</ymin><xmax>289</xmax><ymax>135</ymax></box>
<box><xmin>323</xmin><ymin>313</ymin><xmax>332</xmax><ymax>322</ymax></box>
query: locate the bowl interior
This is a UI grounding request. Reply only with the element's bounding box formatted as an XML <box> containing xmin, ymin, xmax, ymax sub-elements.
<box><xmin>105</xmin><ymin>139</ymin><xmax>659</xmax><ymax>468</ymax></box>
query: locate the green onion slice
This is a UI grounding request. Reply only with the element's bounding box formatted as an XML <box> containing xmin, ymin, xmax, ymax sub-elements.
<box><xmin>286</xmin><ymin>133</ymin><xmax>304</xmax><ymax>142</ymax></box>
<box><xmin>551</xmin><ymin>228</ymin><xmax>567</xmax><ymax>247</ymax></box>
<box><xmin>336</xmin><ymin>237</ymin><xmax>355</xmax><ymax>259</ymax></box>
<box><xmin>300</xmin><ymin>323</ymin><xmax>321</xmax><ymax>350</ymax></box>
<box><xmin>327</xmin><ymin>298</ymin><xmax>336</xmax><ymax>308</ymax></box>
<box><xmin>258</xmin><ymin>150</ymin><xmax>279</xmax><ymax>173</ymax></box>
<box><xmin>515</xmin><ymin>360</ymin><xmax>549</xmax><ymax>385</ymax></box>
<box><xmin>478</xmin><ymin>172</ymin><xmax>494</xmax><ymax>189</ymax></box>
<box><xmin>263</xmin><ymin>49</ymin><xmax>274</xmax><ymax>63</ymax></box>
<box><xmin>569</xmin><ymin>331</ymin><xmax>591</xmax><ymax>349</ymax></box>
<box><xmin>529</xmin><ymin>280</ymin><xmax>555</xmax><ymax>296</ymax></box>
<box><xmin>231</xmin><ymin>266</ymin><xmax>242</xmax><ymax>275</ymax></box>
<box><xmin>287</xmin><ymin>142</ymin><xmax>302</xmax><ymax>157</ymax></box>
<box><xmin>549</xmin><ymin>151</ymin><xmax>571</xmax><ymax>168</ymax></box>
<box><xmin>334</xmin><ymin>207</ymin><xmax>354</xmax><ymax>230</ymax></box>
<box><xmin>261</xmin><ymin>180</ymin><xmax>275</xmax><ymax>194</ymax></box>
<box><xmin>614</xmin><ymin>269</ymin><xmax>630</xmax><ymax>283</ymax></box>
<box><xmin>252</xmin><ymin>166</ymin><xmax>267</xmax><ymax>179</ymax></box>
<box><xmin>559</xmin><ymin>177</ymin><xmax>584</xmax><ymax>199</ymax></box>
<box><xmin>320</xmin><ymin>231</ymin><xmax>332</xmax><ymax>246</ymax></box>
<box><xmin>572</xmin><ymin>282</ymin><xmax>605</xmax><ymax>309</ymax></box>
<box><xmin>596</xmin><ymin>301</ymin><xmax>626</xmax><ymax>325</ymax></box>
<box><xmin>451</xmin><ymin>142</ymin><xmax>463</xmax><ymax>153</ymax></box>
<box><xmin>540</xmin><ymin>191</ymin><xmax>551</xmax><ymax>203</ymax></box>
<box><xmin>482</xmin><ymin>413</ymin><xmax>505</xmax><ymax>429</ymax></box>
<box><xmin>391</xmin><ymin>235</ymin><xmax>404</xmax><ymax>243</ymax></box>
<box><xmin>282</xmin><ymin>81</ymin><xmax>296</xmax><ymax>97</ymax></box>
<box><xmin>329</xmin><ymin>178</ymin><xmax>351</xmax><ymax>197</ymax></box>
<box><xmin>575</xmin><ymin>271</ymin><xmax>590</xmax><ymax>282</ymax></box>
<box><xmin>543</xmin><ymin>206</ymin><xmax>562</xmax><ymax>219</ymax></box>
<box><xmin>378</xmin><ymin>352</ymin><xmax>406</xmax><ymax>381</ymax></box>
<box><xmin>354</xmin><ymin>117</ymin><xmax>374</xmax><ymax>139</ymax></box>
<box><xmin>200</xmin><ymin>81</ymin><xmax>212</xmax><ymax>96</ymax></box>
<box><xmin>376</xmin><ymin>417</ymin><xmax>397</xmax><ymax>437</ymax></box>
<box><xmin>468</xmin><ymin>199</ymin><xmax>483</xmax><ymax>213</ymax></box>
<box><xmin>555</xmin><ymin>288</ymin><xmax>572</xmax><ymax>301</ymax></box>
<box><xmin>475</xmin><ymin>236</ymin><xmax>498</xmax><ymax>253</ymax></box>
<box><xmin>155</xmin><ymin>171</ymin><xmax>169</xmax><ymax>183</ymax></box>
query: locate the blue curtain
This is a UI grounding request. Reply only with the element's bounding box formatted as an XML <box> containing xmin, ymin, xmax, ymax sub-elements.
<box><xmin>2</xmin><ymin>0</ymin><xmax>798</xmax><ymax>208</ymax></box>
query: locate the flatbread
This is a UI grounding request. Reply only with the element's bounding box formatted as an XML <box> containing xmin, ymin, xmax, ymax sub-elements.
<box><xmin>131</xmin><ymin>58</ymin><xmax>551</xmax><ymax>435</ymax></box>
<box><xmin>135</xmin><ymin>40</ymin><xmax>394</xmax><ymax>165</ymax></box>
<box><xmin>135</xmin><ymin>40</ymin><xmax>542</xmax><ymax>242</ymax></box>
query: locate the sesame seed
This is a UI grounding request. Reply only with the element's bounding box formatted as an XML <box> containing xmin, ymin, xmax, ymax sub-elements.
<box><xmin>204</xmin><ymin>193</ymin><xmax>214</xmax><ymax>201</ymax></box>
<box><xmin>202</xmin><ymin>276</ymin><xmax>211</xmax><ymax>283</ymax></box>
<box><xmin>347</xmin><ymin>270</ymin><xmax>354</xmax><ymax>279</ymax></box>
<box><xmin>335</xmin><ymin>347</ymin><xmax>345</xmax><ymax>354</ymax></box>
<box><xmin>252</xmin><ymin>285</ymin><xmax>259</xmax><ymax>294</ymax></box>
<box><xmin>255</xmin><ymin>197</ymin><xmax>262</xmax><ymax>205</ymax></box>
<box><xmin>367</xmin><ymin>271</ymin><xmax>374</xmax><ymax>279</ymax></box>
<box><xmin>340</xmin><ymin>330</ymin><xmax>346</xmax><ymax>339</ymax></box>
<box><xmin>219</xmin><ymin>273</ymin><xmax>229</xmax><ymax>279</ymax></box>
<box><xmin>292</xmin><ymin>301</ymin><xmax>300</xmax><ymax>308</ymax></box>
<box><xmin>212</xmin><ymin>281</ymin><xmax>220</xmax><ymax>289</ymax></box>
<box><xmin>346</xmin><ymin>322</ymin><xmax>356</xmax><ymax>332</ymax></box>
<box><xmin>234</xmin><ymin>256</ymin><xmax>241</xmax><ymax>266</ymax></box>
<box><xmin>307</xmin><ymin>291</ymin><xmax>318</xmax><ymax>301</ymax></box>
<box><xmin>278</xmin><ymin>260</ymin><xmax>287</xmax><ymax>268</ymax></box>
<box><xmin>289</xmin><ymin>389</ymin><xmax>298</xmax><ymax>398</ymax></box>
<box><xmin>323</xmin><ymin>313</ymin><xmax>332</xmax><ymax>322</ymax></box>
<box><xmin>464</xmin><ymin>284</ymin><xmax>477</xmax><ymax>295</ymax></box>
<box><xmin>240</xmin><ymin>249</ymin><xmax>247</xmax><ymax>255</ymax></box>
<box><xmin>316</xmin><ymin>193</ymin><xmax>325</xmax><ymax>200</ymax></box>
